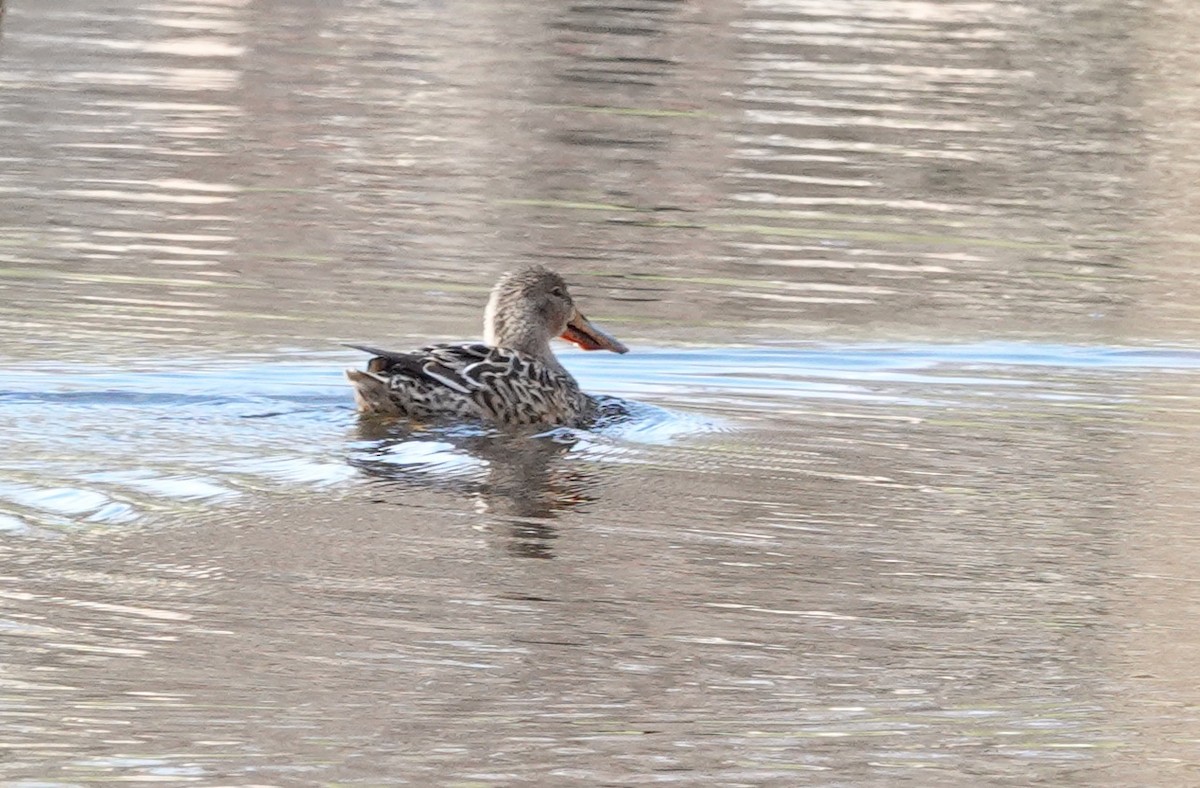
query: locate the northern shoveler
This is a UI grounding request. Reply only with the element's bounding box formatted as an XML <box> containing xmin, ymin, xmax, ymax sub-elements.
<box><xmin>346</xmin><ymin>265</ymin><xmax>628</xmax><ymax>427</ymax></box>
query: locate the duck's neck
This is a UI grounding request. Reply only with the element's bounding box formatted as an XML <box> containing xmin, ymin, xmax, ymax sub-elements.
<box><xmin>484</xmin><ymin>307</ymin><xmax>569</xmax><ymax>378</ymax></box>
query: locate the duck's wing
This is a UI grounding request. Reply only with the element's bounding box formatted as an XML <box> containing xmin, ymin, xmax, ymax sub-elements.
<box><xmin>347</xmin><ymin>343</ymin><xmax>582</xmax><ymax>425</ymax></box>
<box><xmin>346</xmin><ymin>342</ymin><xmax>493</xmax><ymax>389</ymax></box>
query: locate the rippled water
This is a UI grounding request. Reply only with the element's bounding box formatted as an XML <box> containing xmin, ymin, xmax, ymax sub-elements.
<box><xmin>5</xmin><ymin>0</ymin><xmax>1200</xmax><ymax>784</ymax></box>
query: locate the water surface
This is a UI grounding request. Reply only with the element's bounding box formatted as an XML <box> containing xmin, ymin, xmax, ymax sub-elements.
<box><xmin>3</xmin><ymin>0</ymin><xmax>1200</xmax><ymax>784</ymax></box>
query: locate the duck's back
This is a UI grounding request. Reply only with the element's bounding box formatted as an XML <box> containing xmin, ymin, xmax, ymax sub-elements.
<box><xmin>346</xmin><ymin>343</ymin><xmax>593</xmax><ymax>427</ymax></box>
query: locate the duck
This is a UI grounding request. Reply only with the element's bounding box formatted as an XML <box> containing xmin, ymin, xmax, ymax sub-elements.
<box><xmin>346</xmin><ymin>265</ymin><xmax>628</xmax><ymax>428</ymax></box>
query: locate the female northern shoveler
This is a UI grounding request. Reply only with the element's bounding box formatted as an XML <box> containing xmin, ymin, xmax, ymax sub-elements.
<box><xmin>346</xmin><ymin>265</ymin><xmax>628</xmax><ymax>428</ymax></box>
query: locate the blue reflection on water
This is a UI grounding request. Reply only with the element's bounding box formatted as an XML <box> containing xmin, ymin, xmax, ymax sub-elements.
<box><xmin>0</xmin><ymin>341</ymin><xmax>1192</xmax><ymax>531</ymax></box>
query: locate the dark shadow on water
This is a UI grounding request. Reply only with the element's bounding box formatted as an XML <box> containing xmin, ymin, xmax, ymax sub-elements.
<box><xmin>348</xmin><ymin>417</ymin><xmax>618</xmax><ymax>559</ymax></box>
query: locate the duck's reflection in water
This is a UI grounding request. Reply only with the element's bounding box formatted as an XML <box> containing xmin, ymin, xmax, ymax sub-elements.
<box><xmin>349</xmin><ymin>419</ymin><xmax>608</xmax><ymax>558</ymax></box>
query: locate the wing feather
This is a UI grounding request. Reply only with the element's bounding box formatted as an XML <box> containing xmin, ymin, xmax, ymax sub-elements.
<box><xmin>347</xmin><ymin>342</ymin><xmax>591</xmax><ymax>425</ymax></box>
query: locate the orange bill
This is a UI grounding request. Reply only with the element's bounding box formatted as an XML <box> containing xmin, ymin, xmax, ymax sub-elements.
<box><xmin>559</xmin><ymin>309</ymin><xmax>629</xmax><ymax>353</ymax></box>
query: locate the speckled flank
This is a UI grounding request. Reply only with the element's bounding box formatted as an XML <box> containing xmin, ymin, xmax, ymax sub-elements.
<box><xmin>347</xmin><ymin>343</ymin><xmax>596</xmax><ymax>428</ymax></box>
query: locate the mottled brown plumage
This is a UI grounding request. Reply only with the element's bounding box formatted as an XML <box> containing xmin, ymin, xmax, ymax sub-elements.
<box><xmin>346</xmin><ymin>266</ymin><xmax>628</xmax><ymax>428</ymax></box>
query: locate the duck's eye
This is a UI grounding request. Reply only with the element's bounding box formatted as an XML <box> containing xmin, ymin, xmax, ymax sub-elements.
<box><xmin>551</xmin><ymin>287</ymin><xmax>565</xmax><ymax>298</ymax></box>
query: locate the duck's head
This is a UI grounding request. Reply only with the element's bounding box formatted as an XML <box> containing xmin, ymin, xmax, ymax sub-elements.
<box><xmin>484</xmin><ymin>265</ymin><xmax>628</xmax><ymax>358</ymax></box>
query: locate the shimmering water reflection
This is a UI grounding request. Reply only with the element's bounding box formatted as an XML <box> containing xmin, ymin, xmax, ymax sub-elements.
<box><xmin>0</xmin><ymin>340</ymin><xmax>1182</xmax><ymax>531</ymax></box>
<box><xmin>6</xmin><ymin>0</ymin><xmax>1200</xmax><ymax>783</ymax></box>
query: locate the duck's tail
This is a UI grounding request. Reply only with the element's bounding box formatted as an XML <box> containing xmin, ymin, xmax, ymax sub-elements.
<box><xmin>346</xmin><ymin>368</ymin><xmax>398</xmax><ymax>415</ymax></box>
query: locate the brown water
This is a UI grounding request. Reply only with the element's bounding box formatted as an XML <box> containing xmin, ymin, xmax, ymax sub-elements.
<box><xmin>3</xmin><ymin>0</ymin><xmax>1200</xmax><ymax>784</ymax></box>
